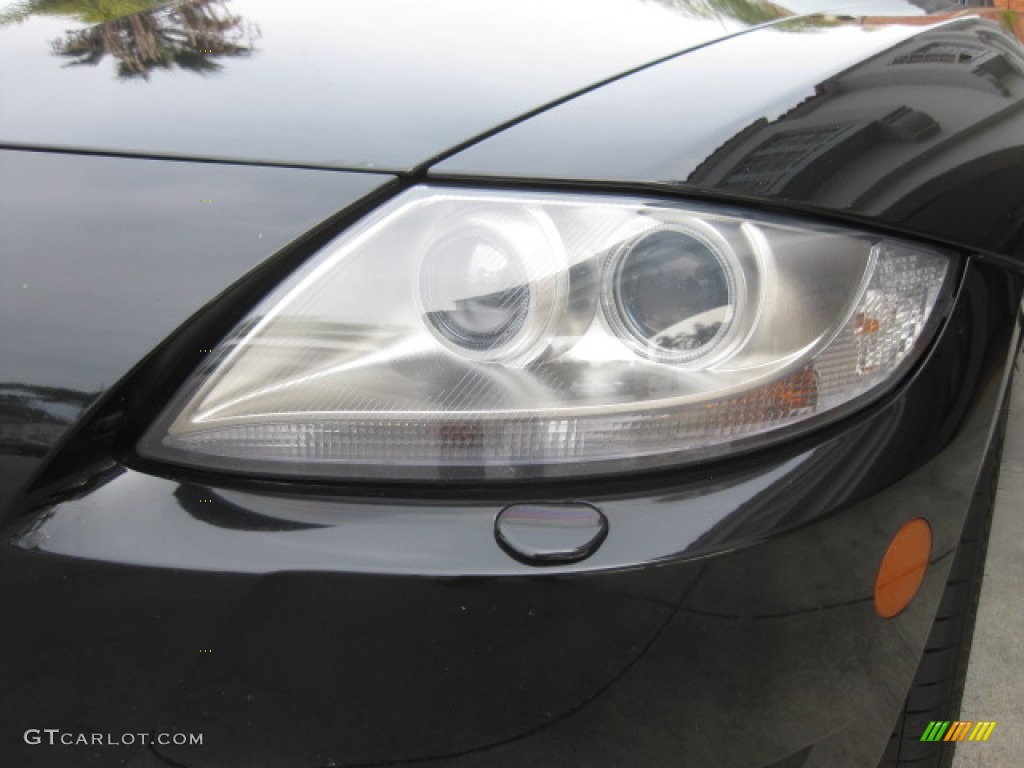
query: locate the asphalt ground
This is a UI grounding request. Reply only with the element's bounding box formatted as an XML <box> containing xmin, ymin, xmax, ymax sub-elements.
<box><xmin>952</xmin><ymin>366</ymin><xmax>1024</xmax><ymax>768</ymax></box>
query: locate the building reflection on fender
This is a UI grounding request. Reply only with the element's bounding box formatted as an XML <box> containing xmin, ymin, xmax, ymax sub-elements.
<box><xmin>688</xmin><ymin>13</ymin><xmax>1024</xmax><ymax>255</ymax></box>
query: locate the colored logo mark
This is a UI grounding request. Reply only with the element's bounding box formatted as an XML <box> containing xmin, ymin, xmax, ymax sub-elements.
<box><xmin>920</xmin><ymin>721</ymin><xmax>996</xmax><ymax>742</ymax></box>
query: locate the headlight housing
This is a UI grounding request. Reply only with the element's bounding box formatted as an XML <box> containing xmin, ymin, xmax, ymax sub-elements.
<box><xmin>139</xmin><ymin>187</ymin><xmax>952</xmax><ymax>481</ymax></box>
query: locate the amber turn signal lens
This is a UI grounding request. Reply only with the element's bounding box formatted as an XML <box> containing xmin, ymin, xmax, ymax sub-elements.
<box><xmin>875</xmin><ymin>517</ymin><xmax>932</xmax><ymax>619</ymax></box>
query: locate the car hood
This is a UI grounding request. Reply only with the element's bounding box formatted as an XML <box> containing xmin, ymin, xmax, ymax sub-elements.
<box><xmin>0</xmin><ymin>0</ymin><xmax>976</xmax><ymax>512</ymax></box>
<box><xmin>0</xmin><ymin>0</ymin><xmax>954</xmax><ymax>171</ymax></box>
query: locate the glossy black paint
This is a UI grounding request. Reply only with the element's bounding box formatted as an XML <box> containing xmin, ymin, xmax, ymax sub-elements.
<box><xmin>1</xmin><ymin>260</ymin><xmax>1019</xmax><ymax>766</ymax></box>
<box><xmin>437</xmin><ymin>13</ymin><xmax>1024</xmax><ymax>262</ymax></box>
<box><xmin>0</xmin><ymin>149</ymin><xmax>392</xmax><ymax>510</ymax></box>
<box><xmin>0</xmin><ymin>0</ymin><xmax>801</xmax><ymax>171</ymax></box>
<box><xmin>495</xmin><ymin>503</ymin><xmax>609</xmax><ymax>565</ymax></box>
<box><xmin>11</xmin><ymin>260</ymin><xmax>1016</xmax><ymax>574</ymax></box>
<box><xmin>1</xmin><ymin>1</ymin><xmax>1022</xmax><ymax>766</ymax></box>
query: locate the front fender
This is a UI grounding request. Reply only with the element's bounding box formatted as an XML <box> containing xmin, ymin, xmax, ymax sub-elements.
<box><xmin>434</xmin><ymin>11</ymin><xmax>1024</xmax><ymax>265</ymax></box>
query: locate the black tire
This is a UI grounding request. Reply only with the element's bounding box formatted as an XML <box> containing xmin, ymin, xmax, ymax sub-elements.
<box><xmin>878</xmin><ymin>378</ymin><xmax>1011</xmax><ymax>768</ymax></box>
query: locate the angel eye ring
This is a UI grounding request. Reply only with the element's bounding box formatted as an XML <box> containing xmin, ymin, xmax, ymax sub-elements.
<box><xmin>602</xmin><ymin>223</ymin><xmax>742</xmax><ymax>365</ymax></box>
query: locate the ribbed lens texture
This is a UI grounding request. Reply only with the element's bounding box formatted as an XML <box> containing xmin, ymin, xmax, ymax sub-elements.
<box><xmin>143</xmin><ymin>188</ymin><xmax>951</xmax><ymax>480</ymax></box>
<box><xmin>814</xmin><ymin>242</ymin><xmax>948</xmax><ymax>402</ymax></box>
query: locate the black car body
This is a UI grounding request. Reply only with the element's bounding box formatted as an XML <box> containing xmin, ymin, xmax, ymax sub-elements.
<box><xmin>1</xmin><ymin>1</ymin><xmax>1023</xmax><ymax>766</ymax></box>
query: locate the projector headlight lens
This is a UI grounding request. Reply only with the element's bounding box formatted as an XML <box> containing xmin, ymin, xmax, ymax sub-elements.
<box><xmin>139</xmin><ymin>186</ymin><xmax>952</xmax><ymax>481</ymax></box>
<box><xmin>422</xmin><ymin>228</ymin><xmax>532</xmax><ymax>351</ymax></box>
<box><xmin>605</xmin><ymin>224</ymin><xmax>739</xmax><ymax>364</ymax></box>
<box><xmin>418</xmin><ymin>206</ymin><xmax>566</xmax><ymax>363</ymax></box>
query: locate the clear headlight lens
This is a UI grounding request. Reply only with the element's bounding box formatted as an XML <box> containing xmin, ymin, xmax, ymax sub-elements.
<box><xmin>139</xmin><ymin>187</ymin><xmax>951</xmax><ymax>481</ymax></box>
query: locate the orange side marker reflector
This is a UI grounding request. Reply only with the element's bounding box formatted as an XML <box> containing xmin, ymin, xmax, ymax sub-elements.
<box><xmin>875</xmin><ymin>517</ymin><xmax>932</xmax><ymax>619</ymax></box>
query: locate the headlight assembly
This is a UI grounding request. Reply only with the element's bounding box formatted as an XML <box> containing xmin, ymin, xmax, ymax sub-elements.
<box><xmin>138</xmin><ymin>186</ymin><xmax>952</xmax><ymax>481</ymax></box>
